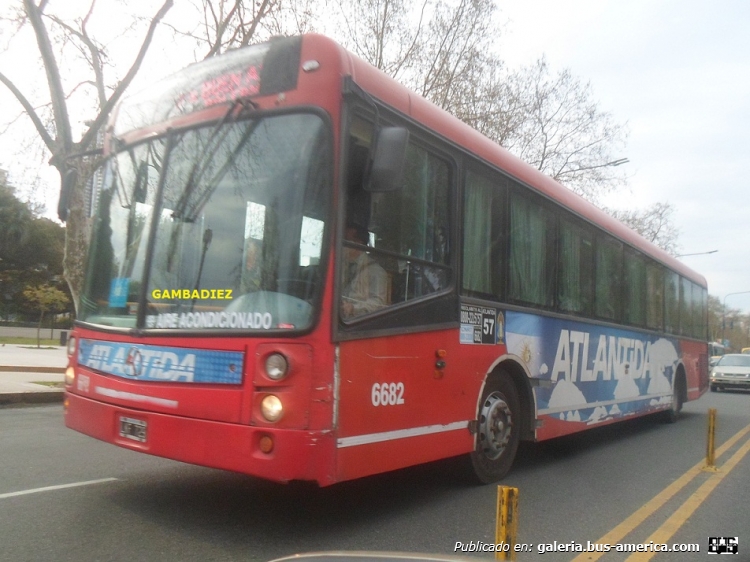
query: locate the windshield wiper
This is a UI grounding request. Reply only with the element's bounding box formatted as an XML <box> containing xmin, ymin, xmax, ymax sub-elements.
<box><xmin>191</xmin><ymin>227</ymin><xmax>213</xmax><ymax>310</ymax></box>
<box><xmin>166</xmin><ymin>97</ymin><xmax>258</xmax><ymax>272</ymax></box>
<box><xmin>180</xmin><ymin>117</ymin><xmax>262</xmax><ymax>222</ymax></box>
<box><xmin>170</xmin><ymin>97</ymin><xmax>258</xmax><ymax>222</ymax></box>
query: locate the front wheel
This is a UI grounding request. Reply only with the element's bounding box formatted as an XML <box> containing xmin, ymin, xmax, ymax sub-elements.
<box><xmin>468</xmin><ymin>376</ymin><xmax>521</xmax><ymax>484</ymax></box>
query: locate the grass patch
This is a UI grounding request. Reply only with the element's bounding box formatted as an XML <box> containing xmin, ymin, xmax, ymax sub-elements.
<box><xmin>0</xmin><ymin>337</ymin><xmax>61</xmax><ymax>347</ymax></box>
<box><xmin>31</xmin><ymin>381</ymin><xmax>65</xmax><ymax>388</ymax></box>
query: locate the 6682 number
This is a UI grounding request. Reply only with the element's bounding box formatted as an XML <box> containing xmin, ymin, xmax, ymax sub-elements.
<box><xmin>371</xmin><ymin>382</ymin><xmax>405</xmax><ymax>407</ymax></box>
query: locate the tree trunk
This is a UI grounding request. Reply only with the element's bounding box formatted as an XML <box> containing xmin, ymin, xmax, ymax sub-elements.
<box><xmin>61</xmin><ymin>161</ymin><xmax>95</xmax><ymax>316</ymax></box>
<box><xmin>37</xmin><ymin>310</ymin><xmax>44</xmax><ymax>349</ymax></box>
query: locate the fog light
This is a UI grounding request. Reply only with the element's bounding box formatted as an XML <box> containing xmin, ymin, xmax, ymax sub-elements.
<box><xmin>265</xmin><ymin>353</ymin><xmax>289</xmax><ymax>380</ymax></box>
<box><xmin>260</xmin><ymin>395</ymin><xmax>283</xmax><ymax>422</ymax></box>
<box><xmin>259</xmin><ymin>435</ymin><xmax>274</xmax><ymax>454</ymax></box>
<box><xmin>65</xmin><ymin>366</ymin><xmax>76</xmax><ymax>386</ymax></box>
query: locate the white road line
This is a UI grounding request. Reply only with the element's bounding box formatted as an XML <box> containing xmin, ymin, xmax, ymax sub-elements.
<box><xmin>0</xmin><ymin>477</ymin><xmax>118</xmax><ymax>500</ymax></box>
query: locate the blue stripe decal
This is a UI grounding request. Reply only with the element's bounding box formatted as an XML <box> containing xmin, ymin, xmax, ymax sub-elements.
<box><xmin>78</xmin><ymin>339</ymin><xmax>243</xmax><ymax>384</ymax></box>
<box><xmin>505</xmin><ymin>311</ymin><xmax>681</xmax><ymax>423</ymax></box>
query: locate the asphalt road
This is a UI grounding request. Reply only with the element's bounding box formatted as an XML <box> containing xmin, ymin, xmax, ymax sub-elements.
<box><xmin>2</xmin><ymin>391</ymin><xmax>748</xmax><ymax>562</ymax></box>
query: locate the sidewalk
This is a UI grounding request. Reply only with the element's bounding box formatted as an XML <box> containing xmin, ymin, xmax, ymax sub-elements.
<box><xmin>0</xmin><ymin>344</ymin><xmax>68</xmax><ymax>406</ymax></box>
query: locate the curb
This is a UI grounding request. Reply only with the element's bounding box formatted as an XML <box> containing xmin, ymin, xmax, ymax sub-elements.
<box><xmin>0</xmin><ymin>389</ymin><xmax>64</xmax><ymax>406</ymax></box>
<box><xmin>0</xmin><ymin>365</ymin><xmax>66</xmax><ymax>407</ymax></box>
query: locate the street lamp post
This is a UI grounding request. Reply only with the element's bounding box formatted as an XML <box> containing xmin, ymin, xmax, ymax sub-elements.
<box><xmin>675</xmin><ymin>250</ymin><xmax>718</xmax><ymax>258</ymax></box>
<box><xmin>722</xmin><ymin>291</ymin><xmax>750</xmax><ymax>345</ymax></box>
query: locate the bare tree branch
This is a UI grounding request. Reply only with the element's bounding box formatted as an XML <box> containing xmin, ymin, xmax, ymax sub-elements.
<box><xmin>0</xmin><ymin>70</ymin><xmax>55</xmax><ymax>150</ymax></box>
<box><xmin>605</xmin><ymin>202</ymin><xmax>681</xmax><ymax>254</ymax></box>
<box><xmin>238</xmin><ymin>0</ymin><xmax>275</xmax><ymax>48</ymax></box>
<box><xmin>204</xmin><ymin>0</ymin><xmax>242</xmax><ymax>58</ymax></box>
<box><xmin>77</xmin><ymin>0</ymin><xmax>173</xmax><ymax>153</ymax></box>
<box><xmin>44</xmin><ymin>13</ymin><xmax>107</xmax><ymax>107</ymax></box>
<box><xmin>23</xmin><ymin>0</ymin><xmax>72</xmax><ymax>158</ymax></box>
<box><xmin>1</xmin><ymin>0</ymin><xmax>175</xmax><ymax>310</ymax></box>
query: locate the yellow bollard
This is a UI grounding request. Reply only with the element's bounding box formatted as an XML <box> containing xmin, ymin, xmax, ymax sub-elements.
<box><xmin>703</xmin><ymin>408</ymin><xmax>719</xmax><ymax>472</ymax></box>
<box><xmin>495</xmin><ymin>486</ymin><xmax>518</xmax><ymax>561</ymax></box>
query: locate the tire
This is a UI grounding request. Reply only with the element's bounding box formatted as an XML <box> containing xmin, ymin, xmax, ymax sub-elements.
<box><xmin>710</xmin><ymin>384</ymin><xmax>716</xmax><ymax>392</ymax></box>
<box><xmin>468</xmin><ymin>376</ymin><xmax>521</xmax><ymax>484</ymax></box>
<box><xmin>663</xmin><ymin>374</ymin><xmax>684</xmax><ymax>424</ymax></box>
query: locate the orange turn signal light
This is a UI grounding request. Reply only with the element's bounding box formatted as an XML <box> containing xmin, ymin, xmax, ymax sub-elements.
<box><xmin>259</xmin><ymin>435</ymin><xmax>274</xmax><ymax>454</ymax></box>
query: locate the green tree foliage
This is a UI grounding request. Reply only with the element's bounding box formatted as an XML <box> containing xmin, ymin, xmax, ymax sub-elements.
<box><xmin>22</xmin><ymin>283</ymin><xmax>70</xmax><ymax>347</ymax></box>
<box><xmin>0</xmin><ymin>173</ymin><xmax>33</xmax><ymax>264</ymax></box>
<box><xmin>0</xmin><ymin>172</ymin><xmax>70</xmax><ymax>321</ymax></box>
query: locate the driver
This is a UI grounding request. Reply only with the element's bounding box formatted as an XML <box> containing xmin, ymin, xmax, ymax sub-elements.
<box><xmin>341</xmin><ymin>223</ymin><xmax>388</xmax><ymax>319</ymax></box>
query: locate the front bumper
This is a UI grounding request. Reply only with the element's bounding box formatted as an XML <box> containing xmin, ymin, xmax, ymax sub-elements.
<box><xmin>64</xmin><ymin>391</ymin><xmax>336</xmax><ymax>485</ymax></box>
<box><xmin>710</xmin><ymin>376</ymin><xmax>750</xmax><ymax>390</ymax></box>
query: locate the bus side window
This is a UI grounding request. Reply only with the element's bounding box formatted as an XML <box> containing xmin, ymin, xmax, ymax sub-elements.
<box><xmin>594</xmin><ymin>235</ymin><xmax>623</xmax><ymax>321</ymax></box>
<box><xmin>342</xmin><ymin>117</ymin><xmax>452</xmax><ymax>322</ymax></box>
<box><xmin>373</xmin><ymin>143</ymin><xmax>451</xmax><ymax>302</ymax></box>
<box><xmin>462</xmin><ymin>168</ymin><xmax>507</xmax><ymax>301</ymax></box>
<box><xmin>508</xmin><ymin>190</ymin><xmax>555</xmax><ymax>308</ymax></box>
<box><xmin>346</xmin><ymin>142</ymin><xmax>372</xmax><ymax>228</ymax></box>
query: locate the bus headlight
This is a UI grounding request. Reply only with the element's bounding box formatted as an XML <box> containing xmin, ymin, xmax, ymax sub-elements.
<box><xmin>260</xmin><ymin>395</ymin><xmax>284</xmax><ymax>422</ymax></box>
<box><xmin>265</xmin><ymin>353</ymin><xmax>289</xmax><ymax>380</ymax></box>
<box><xmin>65</xmin><ymin>367</ymin><xmax>76</xmax><ymax>386</ymax></box>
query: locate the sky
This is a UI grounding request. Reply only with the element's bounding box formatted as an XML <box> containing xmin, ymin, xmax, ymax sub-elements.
<box><xmin>496</xmin><ymin>0</ymin><xmax>750</xmax><ymax>313</ymax></box>
<box><xmin>0</xmin><ymin>0</ymin><xmax>749</xmax><ymax>314</ymax></box>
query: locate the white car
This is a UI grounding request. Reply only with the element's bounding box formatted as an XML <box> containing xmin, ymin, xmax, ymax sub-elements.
<box><xmin>710</xmin><ymin>354</ymin><xmax>750</xmax><ymax>392</ymax></box>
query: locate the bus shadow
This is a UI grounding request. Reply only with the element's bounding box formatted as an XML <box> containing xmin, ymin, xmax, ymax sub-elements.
<box><xmin>106</xmin><ymin>411</ymin><xmax>701</xmax><ymax>550</ymax></box>
<box><xmin>513</xmin><ymin>410</ymin><xmax>702</xmax><ymax>470</ymax></box>
<box><xmin>107</xmin><ymin>456</ymin><xmax>475</xmax><ymax>550</ymax></box>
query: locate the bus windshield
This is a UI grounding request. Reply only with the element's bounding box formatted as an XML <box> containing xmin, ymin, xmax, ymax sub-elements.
<box><xmin>80</xmin><ymin>112</ymin><xmax>331</xmax><ymax>331</ymax></box>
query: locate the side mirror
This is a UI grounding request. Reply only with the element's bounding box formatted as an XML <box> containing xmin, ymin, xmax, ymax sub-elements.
<box><xmin>58</xmin><ymin>168</ymin><xmax>78</xmax><ymax>222</ymax></box>
<box><xmin>366</xmin><ymin>127</ymin><xmax>409</xmax><ymax>192</ymax></box>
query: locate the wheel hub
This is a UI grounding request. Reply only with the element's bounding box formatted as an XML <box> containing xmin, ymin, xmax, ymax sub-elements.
<box><xmin>478</xmin><ymin>392</ymin><xmax>513</xmax><ymax>460</ymax></box>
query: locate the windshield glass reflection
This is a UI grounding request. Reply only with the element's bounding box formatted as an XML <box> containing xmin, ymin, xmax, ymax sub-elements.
<box><xmin>79</xmin><ymin>113</ymin><xmax>331</xmax><ymax>331</ymax></box>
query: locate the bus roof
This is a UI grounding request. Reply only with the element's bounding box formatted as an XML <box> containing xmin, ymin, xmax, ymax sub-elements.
<box><xmin>112</xmin><ymin>33</ymin><xmax>705</xmax><ymax>288</ymax></box>
<box><xmin>308</xmin><ymin>34</ymin><xmax>706</xmax><ymax>288</ymax></box>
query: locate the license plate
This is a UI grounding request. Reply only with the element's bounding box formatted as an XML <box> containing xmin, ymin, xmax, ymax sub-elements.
<box><xmin>119</xmin><ymin>416</ymin><xmax>147</xmax><ymax>442</ymax></box>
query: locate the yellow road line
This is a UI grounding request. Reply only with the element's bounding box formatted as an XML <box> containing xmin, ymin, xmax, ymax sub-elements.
<box><xmin>571</xmin><ymin>421</ymin><xmax>750</xmax><ymax>562</ymax></box>
<box><xmin>625</xmin><ymin>436</ymin><xmax>750</xmax><ymax>561</ymax></box>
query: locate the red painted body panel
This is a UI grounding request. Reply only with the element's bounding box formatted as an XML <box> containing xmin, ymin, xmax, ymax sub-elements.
<box><xmin>65</xmin><ymin>392</ymin><xmax>337</xmax><ymax>485</ymax></box>
<box><xmin>680</xmin><ymin>339</ymin><xmax>710</xmax><ymax>400</ymax></box>
<box><xmin>335</xmin><ymin>329</ymin><xmax>475</xmax><ymax>481</ymax></box>
<box><xmin>68</xmin><ymin>325</ymin><xmax>336</xmax><ymax>429</ymax></box>
<box><xmin>64</xmin><ymin>34</ymin><xmax>709</xmax><ymax>486</ymax></box>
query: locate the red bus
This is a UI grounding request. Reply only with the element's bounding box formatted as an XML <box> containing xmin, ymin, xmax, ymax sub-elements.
<box><xmin>63</xmin><ymin>34</ymin><xmax>708</xmax><ymax>485</ymax></box>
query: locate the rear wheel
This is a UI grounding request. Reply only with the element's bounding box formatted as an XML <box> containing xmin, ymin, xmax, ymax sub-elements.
<box><xmin>468</xmin><ymin>376</ymin><xmax>521</xmax><ymax>484</ymax></box>
<box><xmin>663</xmin><ymin>374</ymin><xmax>684</xmax><ymax>424</ymax></box>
